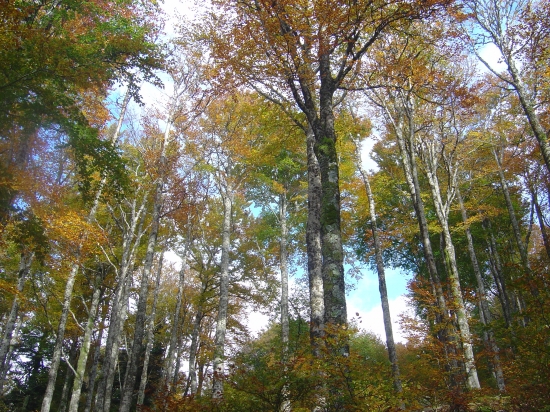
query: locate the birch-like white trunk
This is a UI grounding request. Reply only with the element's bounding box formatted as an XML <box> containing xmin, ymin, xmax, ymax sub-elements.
<box><xmin>40</xmin><ymin>91</ymin><xmax>131</xmax><ymax>412</ymax></box>
<box><xmin>163</xmin><ymin>236</ymin><xmax>190</xmax><ymax>392</ymax></box>
<box><xmin>457</xmin><ymin>189</ymin><xmax>505</xmax><ymax>392</ymax></box>
<box><xmin>95</xmin><ymin>192</ymin><xmax>148</xmax><ymax>412</ymax></box>
<box><xmin>420</xmin><ymin>141</ymin><xmax>481</xmax><ymax>390</ymax></box>
<box><xmin>119</xmin><ymin>110</ymin><xmax>172</xmax><ymax>412</ymax></box>
<box><xmin>212</xmin><ymin>191</ymin><xmax>233</xmax><ymax>399</ymax></box>
<box><xmin>0</xmin><ymin>251</ymin><xmax>34</xmax><ymax>392</ymax></box>
<box><xmin>136</xmin><ymin>251</ymin><xmax>164</xmax><ymax>408</ymax></box>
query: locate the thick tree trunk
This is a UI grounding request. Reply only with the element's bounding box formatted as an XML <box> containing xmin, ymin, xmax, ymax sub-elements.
<box><xmin>314</xmin><ymin>74</ymin><xmax>347</xmax><ymax>334</ymax></box>
<box><xmin>306</xmin><ymin>127</ymin><xmax>324</xmax><ymax>356</ymax></box>
<box><xmin>212</xmin><ymin>192</ymin><xmax>233</xmax><ymax>399</ymax></box>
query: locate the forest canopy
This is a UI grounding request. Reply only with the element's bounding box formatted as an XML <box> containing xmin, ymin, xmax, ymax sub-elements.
<box><xmin>0</xmin><ymin>0</ymin><xmax>549</xmax><ymax>411</ymax></box>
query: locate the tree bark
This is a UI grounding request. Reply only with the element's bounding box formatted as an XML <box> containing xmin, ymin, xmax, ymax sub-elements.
<box><xmin>306</xmin><ymin>127</ymin><xmax>324</xmax><ymax>357</ymax></box>
<box><xmin>119</xmin><ymin>170</ymin><xmax>166</xmax><ymax>412</ymax></box>
<box><xmin>279</xmin><ymin>189</ymin><xmax>291</xmax><ymax>412</ymax></box>
<box><xmin>136</xmin><ymin>251</ymin><xmax>164</xmax><ymax>408</ymax></box>
<box><xmin>420</xmin><ymin>139</ymin><xmax>481</xmax><ymax>390</ymax></box>
<box><xmin>41</xmin><ymin>90</ymin><xmax>131</xmax><ymax>412</ymax></box>
<box><xmin>68</xmin><ymin>268</ymin><xmax>104</xmax><ymax>412</ymax></box>
<box><xmin>163</xmin><ymin>236</ymin><xmax>190</xmax><ymax>393</ymax></box>
<box><xmin>187</xmin><ymin>305</ymin><xmax>204</xmax><ymax>396</ymax></box>
<box><xmin>83</xmin><ymin>318</ymin><xmax>104</xmax><ymax>412</ymax></box>
<box><xmin>94</xmin><ymin>196</ymin><xmax>146</xmax><ymax>412</ymax></box>
<box><xmin>0</xmin><ymin>251</ymin><xmax>34</xmax><ymax>392</ymax></box>
<box><xmin>457</xmin><ymin>190</ymin><xmax>505</xmax><ymax>392</ymax></box>
<box><xmin>354</xmin><ymin>142</ymin><xmax>402</xmax><ymax>393</ymax></box>
<box><xmin>58</xmin><ymin>340</ymin><xmax>79</xmax><ymax>412</ymax></box>
<box><xmin>493</xmin><ymin>148</ymin><xmax>530</xmax><ymax>273</ymax></box>
<box><xmin>212</xmin><ymin>191</ymin><xmax>233</xmax><ymax>399</ymax></box>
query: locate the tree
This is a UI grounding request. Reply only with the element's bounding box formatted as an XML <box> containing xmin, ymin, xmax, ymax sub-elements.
<box><xmin>208</xmin><ymin>0</ymin><xmax>448</xmax><ymax>349</ymax></box>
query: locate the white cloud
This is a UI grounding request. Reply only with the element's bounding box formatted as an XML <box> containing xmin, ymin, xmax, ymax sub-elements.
<box><xmin>477</xmin><ymin>43</ymin><xmax>506</xmax><ymax>73</ymax></box>
<box><xmin>348</xmin><ymin>295</ymin><xmax>412</xmax><ymax>344</ymax></box>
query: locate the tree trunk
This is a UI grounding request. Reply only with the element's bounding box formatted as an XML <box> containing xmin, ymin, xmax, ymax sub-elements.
<box><xmin>421</xmin><ymin>141</ymin><xmax>481</xmax><ymax>390</ymax></box>
<box><xmin>187</xmin><ymin>305</ymin><xmax>204</xmax><ymax>396</ymax></box>
<box><xmin>58</xmin><ymin>340</ymin><xmax>79</xmax><ymax>412</ymax></box>
<box><xmin>212</xmin><ymin>191</ymin><xmax>233</xmax><ymax>399</ymax></box>
<box><xmin>136</xmin><ymin>251</ymin><xmax>164</xmax><ymax>408</ymax></box>
<box><xmin>483</xmin><ymin>219</ymin><xmax>515</xmax><ymax>330</ymax></box>
<box><xmin>68</xmin><ymin>269</ymin><xmax>104</xmax><ymax>412</ymax></box>
<box><xmin>95</xmin><ymin>194</ymin><xmax>147</xmax><ymax>412</ymax></box>
<box><xmin>41</xmin><ymin>90</ymin><xmax>131</xmax><ymax>412</ymax></box>
<box><xmin>0</xmin><ymin>251</ymin><xmax>34</xmax><ymax>392</ymax></box>
<box><xmin>306</xmin><ymin>127</ymin><xmax>324</xmax><ymax>356</ymax></box>
<box><xmin>163</xmin><ymin>237</ymin><xmax>190</xmax><ymax>392</ymax></box>
<box><xmin>314</xmin><ymin>74</ymin><xmax>347</xmax><ymax>334</ymax></box>
<box><xmin>83</xmin><ymin>318</ymin><xmax>104</xmax><ymax>412</ymax></box>
<box><xmin>279</xmin><ymin>189</ymin><xmax>291</xmax><ymax>412</ymax></box>
<box><xmin>530</xmin><ymin>185</ymin><xmax>550</xmax><ymax>261</ymax></box>
<box><xmin>354</xmin><ymin>144</ymin><xmax>402</xmax><ymax>393</ymax></box>
<box><xmin>493</xmin><ymin>148</ymin><xmax>530</xmax><ymax>272</ymax></box>
<box><xmin>119</xmin><ymin>184</ymin><xmax>165</xmax><ymax>412</ymax></box>
<box><xmin>457</xmin><ymin>190</ymin><xmax>505</xmax><ymax>392</ymax></box>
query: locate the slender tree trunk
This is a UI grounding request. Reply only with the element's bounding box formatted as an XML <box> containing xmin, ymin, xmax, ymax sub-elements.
<box><xmin>530</xmin><ymin>185</ymin><xmax>550</xmax><ymax>261</ymax></box>
<box><xmin>68</xmin><ymin>269</ymin><xmax>104</xmax><ymax>412</ymax></box>
<box><xmin>83</xmin><ymin>320</ymin><xmax>104</xmax><ymax>412</ymax></box>
<box><xmin>163</xmin><ymin>238</ymin><xmax>189</xmax><ymax>392</ymax></box>
<box><xmin>280</xmin><ymin>190</ymin><xmax>290</xmax><ymax>354</ymax></box>
<box><xmin>493</xmin><ymin>148</ymin><xmax>530</xmax><ymax>272</ymax></box>
<box><xmin>0</xmin><ymin>251</ymin><xmax>34</xmax><ymax>392</ymax></box>
<box><xmin>41</xmin><ymin>90</ymin><xmax>131</xmax><ymax>412</ymax></box>
<box><xmin>212</xmin><ymin>191</ymin><xmax>233</xmax><ymax>399</ymax></box>
<box><xmin>383</xmin><ymin>95</ymin><xmax>462</xmax><ymax>387</ymax></box>
<box><xmin>484</xmin><ymin>222</ymin><xmax>513</xmax><ymax>328</ymax></box>
<box><xmin>58</xmin><ymin>340</ymin><xmax>79</xmax><ymax>412</ymax></box>
<box><xmin>279</xmin><ymin>190</ymin><xmax>291</xmax><ymax>412</ymax></box>
<box><xmin>392</xmin><ymin>103</ymin><xmax>453</xmax><ymax>342</ymax></box>
<box><xmin>187</xmin><ymin>305</ymin><xmax>204</xmax><ymax>396</ymax></box>
<box><xmin>119</xmin><ymin>186</ymin><xmax>165</xmax><ymax>412</ymax></box>
<box><xmin>136</xmin><ymin>251</ymin><xmax>164</xmax><ymax>408</ymax></box>
<box><xmin>41</xmin><ymin>263</ymin><xmax>80</xmax><ymax>412</ymax></box>
<box><xmin>506</xmin><ymin>61</ymin><xmax>550</xmax><ymax>176</ymax></box>
<box><xmin>421</xmin><ymin>142</ymin><xmax>481</xmax><ymax>390</ymax></box>
<box><xmin>354</xmin><ymin>146</ymin><xmax>402</xmax><ymax>393</ymax></box>
<box><xmin>95</xmin><ymin>196</ymin><xmax>147</xmax><ymax>412</ymax></box>
<box><xmin>457</xmin><ymin>190</ymin><xmax>505</xmax><ymax>392</ymax></box>
<box><xmin>306</xmin><ymin>127</ymin><xmax>324</xmax><ymax>356</ymax></box>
